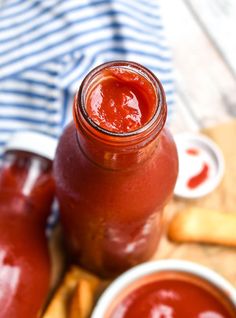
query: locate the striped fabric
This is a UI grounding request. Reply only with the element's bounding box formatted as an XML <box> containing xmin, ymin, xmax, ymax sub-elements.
<box><xmin>0</xmin><ymin>0</ymin><xmax>174</xmax><ymax>158</ymax></box>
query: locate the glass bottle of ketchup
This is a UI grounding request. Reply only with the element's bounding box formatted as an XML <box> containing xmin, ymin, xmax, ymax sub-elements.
<box><xmin>54</xmin><ymin>61</ymin><xmax>178</xmax><ymax>278</ymax></box>
<box><xmin>0</xmin><ymin>132</ymin><xmax>57</xmax><ymax>318</ymax></box>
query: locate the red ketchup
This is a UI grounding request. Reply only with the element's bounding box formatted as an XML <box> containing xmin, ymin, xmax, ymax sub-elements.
<box><xmin>54</xmin><ymin>61</ymin><xmax>178</xmax><ymax>277</ymax></box>
<box><xmin>187</xmin><ymin>163</ymin><xmax>209</xmax><ymax>189</ymax></box>
<box><xmin>0</xmin><ymin>132</ymin><xmax>56</xmax><ymax>318</ymax></box>
<box><xmin>86</xmin><ymin>67</ymin><xmax>156</xmax><ymax>133</ymax></box>
<box><xmin>186</xmin><ymin>148</ymin><xmax>199</xmax><ymax>156</ymax></box>
<box><xmin>186</xmin><ymin>148</ymin><xmax>209</xmax><ymax>189</ymax></box>
<box><xmin>109</xmin><ymin>273</ymin><xmax>235</xmax><ymax>318</ymax></box>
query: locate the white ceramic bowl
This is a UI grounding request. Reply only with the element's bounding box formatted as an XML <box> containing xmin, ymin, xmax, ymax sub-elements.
<box><xmin>91</xmin><ymin>260</ymin><xmax>236</xmax><ymax>317</ymax></box>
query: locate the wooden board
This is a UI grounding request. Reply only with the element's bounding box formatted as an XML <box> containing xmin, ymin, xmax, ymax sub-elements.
<box><xmin>155</xmin><ymin>119</ymin><xmax>236</xmax><ymax>287</ymax></box>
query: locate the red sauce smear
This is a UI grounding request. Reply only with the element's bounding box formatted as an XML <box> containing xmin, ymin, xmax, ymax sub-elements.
<box><xmin>187</xmin><ymin>163</ymin><xmax>209</xmax><ymax>189</ymax></box>
<box><xmin>86</xmin><ymin>67</ymin><xmax>157</xmax><ymax>133</ymax></box>
<box><xmin>186</xmin><ymin>148</ymin><xmax>199</xmax><ymax>155</ymax></box>
<box><xmin>110</xmin><ymin>278</ymin><xmax>234</xmax><ymax>318</ymax></box>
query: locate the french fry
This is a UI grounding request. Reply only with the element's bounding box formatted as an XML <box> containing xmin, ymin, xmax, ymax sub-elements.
<box><xmin>68</xmin><ymin>279</ymin><xmax>93</xmax><ymax>318</ymax></box>
<box><xmin>168</xmin><ymin>207</ymin><xmax>236</xmax><ymax>247</ymax></box>
<box><xmin>42</xmin><ymin>266</ymin><xmax>100</xmax><ymax>318</ymax></box>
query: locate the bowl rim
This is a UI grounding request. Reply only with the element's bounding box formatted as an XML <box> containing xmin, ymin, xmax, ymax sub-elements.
<box><xmin>91</xmin><ymin>259</ymin><xmax>236</xmax><ymax>317</ymax></box>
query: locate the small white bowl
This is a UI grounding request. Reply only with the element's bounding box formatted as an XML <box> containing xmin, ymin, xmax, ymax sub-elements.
<box><xmin>174</xmin><ymin>132</ymin><xmax>225</xmax><ymax>199</ymax></box>
<box><xmin>91</xmin><ymin>260</ymin><xmax>236</xmax><ymax>317</ymax></box>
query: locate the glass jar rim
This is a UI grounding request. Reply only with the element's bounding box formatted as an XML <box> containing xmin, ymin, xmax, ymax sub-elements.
<box><xmin>74</xmin><ymin>61</ymin><xmax>167</xmax><ymax>140</ymax></box>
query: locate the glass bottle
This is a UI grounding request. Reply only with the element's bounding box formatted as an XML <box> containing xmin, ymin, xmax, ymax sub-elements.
<box><xmin>54</xmin><ymin>61</ymin><xmax>178</xmax><ymax>278</ymax></box>
<box><xmin>0</xmin><ymin>132</ymin><xmax>56</xmax><ymax>317</ymax></box>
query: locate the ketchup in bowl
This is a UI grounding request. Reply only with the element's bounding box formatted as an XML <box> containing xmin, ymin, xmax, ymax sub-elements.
<box><xmin>54</xmin><ymin>61</ymin><xmax>178</xmax><ymax>278</ymax></box>
<box><xmin>109</xmin><ymin>273</ymin><xmax>235</xmax><ymax>318</ymax></box>
<box><xmin>92</xmin><ymin>261</ymin><xmax>236</xmax><ymax>318</ymax></box>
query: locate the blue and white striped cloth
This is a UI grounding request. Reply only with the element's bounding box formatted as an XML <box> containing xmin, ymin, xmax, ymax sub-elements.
<box><xmin>0</xmin><ymin>0</ymin><xmax>174</xmax><ymax>158</ymax></box>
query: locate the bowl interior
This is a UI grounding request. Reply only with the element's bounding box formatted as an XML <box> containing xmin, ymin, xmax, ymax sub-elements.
<box><xmin>91</xmin><ymin>260</ymin><xmax>236</xmax><ymax>318</ymax></box>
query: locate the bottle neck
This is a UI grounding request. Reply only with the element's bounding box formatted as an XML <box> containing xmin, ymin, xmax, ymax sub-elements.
<box><xmin>75</xmin><ymin>125</ymin><xmax>161</xmax><ymax>170</ymax></box>
<box><xmin>73</xmin><ymin>61</ymin><xmax>167</xmax><ymax>170</ymax></box>
<box><xmin>0</xmin><ymin>151</ymin><xmax>54</xmax><ymax>223</ymax></box>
